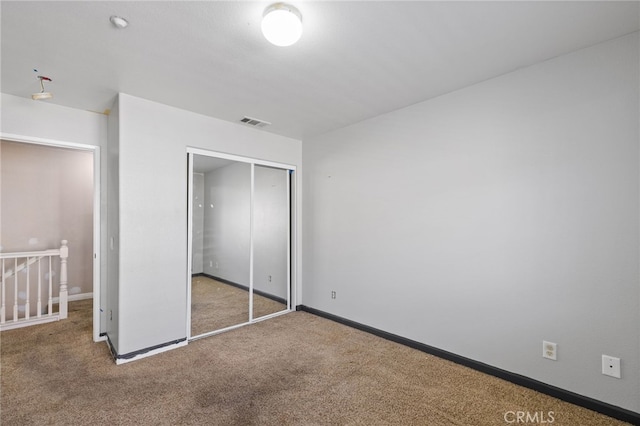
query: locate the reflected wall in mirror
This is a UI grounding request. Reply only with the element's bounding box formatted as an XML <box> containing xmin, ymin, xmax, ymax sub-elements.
<box><xmin>189</xmin><ymin>153</ymin><xmax>292</xmax><ymax>338</ymax></box>
<box><xmin>191</xmin><ymin>156</ymin><xmax>250</xmax><ymax>337</ymax></box>
<box><xmin>253</xmin><ymin>165</ymin><xmax>290</xmax><ymax>320</ymax></box>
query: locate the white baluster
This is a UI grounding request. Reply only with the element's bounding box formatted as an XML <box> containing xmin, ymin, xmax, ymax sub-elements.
<box><xmin>58</xmin><ymin>240</ymin><xmax>68</xmax><ymax>320</ymax></box>
<box><xmin>1</xmin><ymin>259</ymin><xmax>5</xmax><ymax>324</ymax></box>
<box><xmin>48</xmin><ymin>256</ymin><xmax>53</xmax><ymax>316</ymax></box>
<box><xmin>13</xmin><ymin>258</ymin><xmax>18</xmax><ymax>322</ymax></box>
<box><xmin>37</xmin><ymin>258</ymin><xmax>42</xmax><ymax>318</ymax></box>
<box><xmin>25</xmin><ymin>257</ymin><xmax>30</xmax><ymax>320</ymax></box>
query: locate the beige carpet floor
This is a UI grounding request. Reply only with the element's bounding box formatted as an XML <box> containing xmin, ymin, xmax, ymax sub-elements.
<box><xmin>0</xmin><ymin>299</ymin><xmax>631</xmax><ymax>425</ymax></box>
<box><xmin>191</xmin><ymin>276</ymin><xmax>286</xmax><ymax>337</ymax></box>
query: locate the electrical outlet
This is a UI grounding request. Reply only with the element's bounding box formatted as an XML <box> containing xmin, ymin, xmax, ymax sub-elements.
<box><xmin>331</xmin><ymin>291</ymin><xmax>336</xmax><ymax>299</ymax></box>
<box><xmin>268</xmin><ymin>275</ymin><xmax>272</xmax><ymax>282</ymax></box>
<box><xmin>209</xmin><ymin>261</ymin><xmax>213</xmax><ymax>267</ymax></box>
<box><xmin>543</xmin><ymin>341</ymin><xmax>557</xmax><ymax>360</ymax></box>
<box><xmin>602</xmin><ymin>355</ymin><xmax>621</xmax><ymax>378</ymax></box>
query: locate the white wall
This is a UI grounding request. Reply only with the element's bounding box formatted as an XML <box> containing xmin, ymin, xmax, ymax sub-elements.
<box><xmin>1</xmin><ymin>93</ymin><xmax>107</xmax><ymax>146</ymax></box>
<box><xmin>253</xmin><ymin>165</ymin><xmax>289</xmax><ymax>299</ymax></box>
<box><xmin>106</xmin><ymin>97</ymin><xmax>120</xmax><ymax>349</ymax></box>
<box><xmin>201</xmin><ymin>162</ymin><xmax>289</xmax><ymax>299</ymax></box>
<box><xmin>302</xmin><ymin>33</ymin><xmax>639</xmax><ymax>412</ymax></box>
<box><xmin>114</xmin><ymin>93</ymin><xmax>301</xmax><ymax>356</ymax></box>
<box><xmin>203</xmin><ymin>162</ymin><xmax>251</xmax><ymax>284</ymax></box>
<box><xmin>191</xmin><ymin>173</ymin><xmax>204</xmax><ymax>274</ymax></box>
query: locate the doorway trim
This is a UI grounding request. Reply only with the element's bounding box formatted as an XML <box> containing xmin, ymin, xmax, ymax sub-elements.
<box><xmin>1</xmin><ymin>132</ymin><xmax>103</xmax><ymax>342</ymax></box>
<box><xmin>186</xmin><ymin>147</ymin><xmax>297</xmax><ymax>341</ymax></box>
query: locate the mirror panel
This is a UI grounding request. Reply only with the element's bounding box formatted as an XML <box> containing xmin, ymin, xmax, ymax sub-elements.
<box><xmin>189</xmin><ymin>153</ymin><xmax>292</xmax><ymax>338</ymax></box>
<box><xmin>191</xmin><ymin>156</ymin><xmax>251</xmax><ymax>336</ymax></box>
<box><xmin>252</xmin><ymin>165</ymin><xmax>289</xmax><ymax>320</ymax></box>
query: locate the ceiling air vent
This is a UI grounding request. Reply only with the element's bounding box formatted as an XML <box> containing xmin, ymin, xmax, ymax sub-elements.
<box><xmin>240</xmin><ymin>116</ymin><xmax>271</xmax><ymax>128</ymax></box>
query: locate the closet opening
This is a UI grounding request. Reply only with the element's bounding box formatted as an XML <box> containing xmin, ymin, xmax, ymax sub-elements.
<box><xmin>186</xmin><ymin>148</ymin><xmax>295</xmax><ymax>340</ymax></box>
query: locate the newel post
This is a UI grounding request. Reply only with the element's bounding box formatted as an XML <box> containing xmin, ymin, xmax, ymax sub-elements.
<box><xmin>59</xmin><ymin>240</ymin><xmax>68</xmax><ymax>319</ymax></box>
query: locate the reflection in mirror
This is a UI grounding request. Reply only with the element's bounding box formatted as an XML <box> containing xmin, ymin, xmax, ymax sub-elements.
<box><xmin>191</xmin><ymin>276</ymin><xmax>249</xmax><ymax>335</ymax></box>
<box><xmin>189</xmin><ymin>153</ymin><xmax>292</xmax><ymax>338</ymax></box>
<box><xmin>252</xmin><ymin>165</ymin><xmax>290</xmax><ymax>320</ymax></box>
<box><xmin>191</xmin><ymin>156</ymin><xmax>250</xmax><ymax>337</ymax></box>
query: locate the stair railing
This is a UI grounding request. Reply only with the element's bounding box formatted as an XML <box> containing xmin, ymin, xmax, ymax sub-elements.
<box><xmin>0</xmin><ymin>240</ymin><xmax>68</xmax><ymax>331</ymax></box>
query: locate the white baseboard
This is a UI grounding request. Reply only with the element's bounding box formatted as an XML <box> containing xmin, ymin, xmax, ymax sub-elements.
<box><xmin>52</xmin><ymin>292</ymin><xmax>93</xmax><ymax>303</ymax></box>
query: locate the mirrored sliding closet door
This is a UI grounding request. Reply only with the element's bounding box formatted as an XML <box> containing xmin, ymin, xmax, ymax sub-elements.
<box><xmin>252</xmin><ymin>165</ymin><xmax>290</xmax><ymax>321</ymax></box>
<box><xmin>187</xmin><ymin>150</ymin><xmax>293</xmax><ymax>339</ymax></box>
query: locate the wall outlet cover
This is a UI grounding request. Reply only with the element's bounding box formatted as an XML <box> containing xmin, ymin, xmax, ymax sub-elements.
<box><xmin>602</xmin><ymin>355</ymin><xmax>621</xmax><ymax>378</ymax></box>
<box><xmin>543</xmin><ymin>341</ymin><xmax>557</xmax><ymax>360</ymax></box>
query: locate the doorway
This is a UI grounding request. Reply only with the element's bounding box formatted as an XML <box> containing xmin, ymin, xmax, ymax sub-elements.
<box><xmin>186</xmin><ymin>148</ymin><xmax>294</xmax><ymax>340</ymax></box>
<box><xmin>0</xmin><ymin>137</ymin><xmax>102</xmax><ymax>341</ymax></box>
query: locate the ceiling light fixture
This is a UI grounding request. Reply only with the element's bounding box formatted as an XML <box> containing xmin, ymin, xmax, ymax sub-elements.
<box><xmin>261</xmin><ymin>3</ymin><xmax>303</xmax><ymax>47</ymax></box>
<box><xmin>110</xmin><ymin>15</ymin><xmax>129</xmax><ymax>29</ymax></box>
<box><xmin>32</xmin><ymin>76</ymin><xmax>52</xmax><ymax>100</ymax></box>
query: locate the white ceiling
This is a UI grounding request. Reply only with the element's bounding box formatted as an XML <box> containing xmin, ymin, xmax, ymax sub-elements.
<box><xmin>2</xmin><ymin>1</ymin><xmax>638</xmax><ymax>140</ymax></box>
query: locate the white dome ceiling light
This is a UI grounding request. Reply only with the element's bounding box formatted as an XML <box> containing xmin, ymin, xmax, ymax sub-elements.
<box><xmin>261</xmin><ymin>3</ymin><xmax>303</xmax><ymax>47</ymax></box>
<box><xmin>32</xmin><ymin>75</ymin><xmax>52</xmax><ymax>100</ymax></box>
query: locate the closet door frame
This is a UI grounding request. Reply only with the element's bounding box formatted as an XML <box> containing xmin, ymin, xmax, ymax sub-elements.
<box><xmin>186</xmin><ymin>147</ymin><xmax>296</xmax><ymax>341</ymax></box>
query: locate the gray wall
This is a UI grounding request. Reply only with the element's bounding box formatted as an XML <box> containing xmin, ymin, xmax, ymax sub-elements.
<box><xmin>191</xmin><ymin>173</ymin><xmax>204</xmax><ymax>274</ymax></box>
<box><xmin>302</xmin><ymin>33</ymin><xmax>639</xmax><ymax>412</ymax></box>
<box><xmin>112</xmin><ymin>93</ymin><xmax>301</xmax><ymax>356</ymax></box>
<box><xmin>106</xmin><ymin>97</ymin><xmax>120</xmax><ymax>349</ymax></box>
<box><xmin>253</xmin><ymin>165</ymin><xmax>289</xmax><ymax>298</ymax></box>
<box><xmin>201</xmin><ymin>163</ymin><xmax>289</xmax><ymax>299</ymax></box>
<box><xmin>203</xmin><ymin>162</ymin><xmax>251</xmax><ymax>285</ymax></box>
